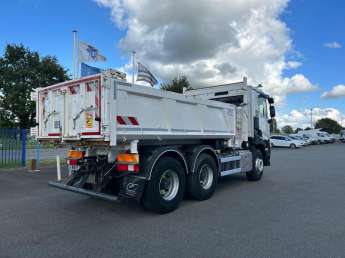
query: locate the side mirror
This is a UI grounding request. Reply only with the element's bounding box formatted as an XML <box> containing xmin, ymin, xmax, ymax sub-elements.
<box><xmin>269</xmin><ymin>105</ymin><xmax>276</xmax><ymax>118</ymax></box>
<box><xmin>268</xmin><ymin>97</ymin><xmax>274</xmax><ymax>104</ymax></box>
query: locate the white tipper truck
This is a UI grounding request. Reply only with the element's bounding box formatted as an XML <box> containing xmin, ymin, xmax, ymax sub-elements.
<box><xmin>35</xmin><ymin>70</ymin><xmax>276</xmax><ymax>213</ymax></box>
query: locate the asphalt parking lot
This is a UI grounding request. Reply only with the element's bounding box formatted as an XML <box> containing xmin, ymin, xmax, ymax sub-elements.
<box><xmin>1</xmin><ymin>143</ymin><xmax>345</xmax><ymax>258</ymax></box>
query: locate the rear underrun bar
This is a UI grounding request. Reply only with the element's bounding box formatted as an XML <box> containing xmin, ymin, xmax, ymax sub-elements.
<box><xmin>48</xmin><ymin>181</ymin><xmax>119</xmax><ymax>202</ymax></box>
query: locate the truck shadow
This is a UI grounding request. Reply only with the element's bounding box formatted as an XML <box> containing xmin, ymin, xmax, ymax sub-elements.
<box><xmin>215</xmin><ymin>174</ymin><xmax>248</xmax><ymax>193</ymax></box>
<box><xmin>58</xmin><ymin>174</ymin><xmax>249</xmax><ymax>217</ymax></box>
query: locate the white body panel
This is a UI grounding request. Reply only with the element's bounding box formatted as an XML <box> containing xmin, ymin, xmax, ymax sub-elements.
<box><xmin>36</xmin><ymin>72</ymin><xmax>236</xmax><ymax>146</ymax></box>
<box><xmin>114</xmin><ymin>81</ymin><xmax>236</xmax><ymax>142</ymax></box>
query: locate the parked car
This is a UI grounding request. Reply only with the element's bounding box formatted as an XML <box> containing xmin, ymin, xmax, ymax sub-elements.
<box><xmin>298</xmin><ymin>129</ymin><xmax>326</xmax><ymax>144</ymax></box>
<box><xmin>270</xmin><ymin>135</ymin><xmax>303</xmax><ymax>149</ymax></box>
<box><xmin>289</xmin><ymin>134</ymin><xmax>310</xmax><ymax>145</ymax></box>
<box><xmin>340</xmin><ymin>130</ymin><xmax>345</xmax><ymax>143</ymax></box>
<box><xmin>298</xmin><ymin>133</ymin><xmax>318</xmax><ymax>145</ymax></box>
<box><xmin>317</xmin><ymin>132</ymin><xmax>334</xmax><ymax>143</ymax></box>
<box><xmin>300</xmin><ymin>135</ymin><xmax>313</xmax><ymax>145</ymax></box>
<box><xmin>320</xmin><ymin>132</ymin><xmax>335</xmax><ymax>143</ymax></box>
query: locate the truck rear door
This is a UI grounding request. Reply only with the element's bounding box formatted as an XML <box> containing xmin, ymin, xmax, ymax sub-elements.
<box><xmin>38</xmin><ymin>75</ymin><xmax>104</xmax><ymax>140</ymax></box>
<box><xmin>66</xmin><ymin>76</ymin><xmax>102</xmax><ymax>137</ymax></box>
<box><xmin>39</xmin><ymin>89</ymin><xmax>64</xmax><ymax>137</ymax></box>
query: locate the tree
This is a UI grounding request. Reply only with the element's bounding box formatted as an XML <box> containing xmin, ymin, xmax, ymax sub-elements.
<box><xmin>270</xmin><ymin>118</ymin><xmax>280</xmax><ymax>134</ymax></box>
<box><xmin>0</xmin><ymin>44</ymin><xmax>69</xmax><ymax>128</ymax></box>
<box><xmin>295</xmin><ymin>128</ymin><xmax>303</xmax><ymax>133</ymax></box>
<box><xmin>281</xmin><ymin>125</ymin><xmax>293</xmax><ymax>134</ymax></box>
<box><xmin>315</xmin><ymin>118</ymin><xmax>342</xmax><ymax>134</ymax></box>
<box><xmin>160</xmin><ymin>75</ymin><xmax>191</xmax><ymax>93</ymax></box>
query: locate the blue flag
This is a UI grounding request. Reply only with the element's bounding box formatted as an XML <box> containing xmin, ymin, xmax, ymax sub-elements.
<box><xmin>81</xmin><ymin>63</ymin><xmax>102</xmax><ymax>77</ymax></box>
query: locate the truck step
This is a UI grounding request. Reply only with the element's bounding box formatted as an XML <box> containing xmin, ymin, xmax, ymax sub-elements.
<box><xmin>48</xmin><ymin>181</ymin><xmax>119</xmax><ymax>202</ymax></box>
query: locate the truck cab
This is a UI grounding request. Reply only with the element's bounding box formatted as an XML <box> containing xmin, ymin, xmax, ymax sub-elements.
<box><xmin>185</xmin><ymin>77</ymin><xmax>275</xmax><ymax>164</ymax></box>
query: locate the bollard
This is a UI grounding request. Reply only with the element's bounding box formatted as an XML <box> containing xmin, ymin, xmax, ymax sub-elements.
<box><xmin>28</xmin><ymin>159</ymin><xmax>40</xmax><ymax>172</ymax></box>
<box><xmin>56</xmin><ymin>155</ymin><xmax>61</xmax><ymax>181</ymax></box>
<box><xmin>31</xmin><ymin>159</ymin><xmax>36</xmax><ymax>170</ymax></box>
<box><xmin>36</xmin><ymin>142</ymin><xmax>40</xmax><ymax>170</ymax></box>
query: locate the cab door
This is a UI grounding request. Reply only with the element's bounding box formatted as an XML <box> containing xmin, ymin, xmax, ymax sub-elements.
<box><xmin>258</xmin><ymin>97</ymin><xmax>270</xmax><ymax>140</ymax></box>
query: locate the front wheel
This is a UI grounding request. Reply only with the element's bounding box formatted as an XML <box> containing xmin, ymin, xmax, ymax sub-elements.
<box><xmin>142</xmin><ymin>157</ymin><xmax>186</xmax><ymax>213</ymax></box>
<box><xmin>246</xmin><ymin>149</ymin><xmax>264</xmax><ymax>181</ymax></box>
<box><xmin>290</xmin><ymin>143</ymin><xmax>296</xmax><ymax>149</ymax></box>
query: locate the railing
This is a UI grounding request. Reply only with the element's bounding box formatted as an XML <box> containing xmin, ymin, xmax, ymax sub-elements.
<box><xmin>0</xmin><ymin>128</ymin><xmax>26</xmax><ymax>168</ymax></box>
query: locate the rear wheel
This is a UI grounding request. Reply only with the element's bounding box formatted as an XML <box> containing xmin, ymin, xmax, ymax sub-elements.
<box><xmin>187</xmin><ymin>153</ymin><xmax>217</xmax><ymax>200</ymax></box>
<box><xmin>142</xmin><ymin>157</ymin><xmax>186</xmax><ymax>213</ymax></box>
<box><xmin>246</xmin><ymin>149</ymin><xmax>264</xmax><ymax>181</ymax></box>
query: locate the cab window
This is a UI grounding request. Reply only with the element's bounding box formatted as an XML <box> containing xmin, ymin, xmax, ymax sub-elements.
<box><xmin>258</xmin><ymin>97</ymin><xmax>267</xmax><ymax>118</ymax></box>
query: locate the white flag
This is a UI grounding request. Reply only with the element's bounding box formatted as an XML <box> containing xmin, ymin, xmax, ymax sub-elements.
<box><xmin>78</xmin><ymin>41</ymin><xmax>106</xmax><ymax>62</ymax></box>
<box><xmin>136</xmin><ymin>62</ymin><xmax>158</xmax><ymax>86</ymax></box>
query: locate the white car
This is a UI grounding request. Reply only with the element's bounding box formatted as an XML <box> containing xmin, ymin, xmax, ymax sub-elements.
<box><xmin>270</xmin><ymin>135</ymin><xmax>303</xmax><ymax>149</ymax></box>
<box><xmin>289</xmin><ymin>134</ymin><xmax>310</xmax><ymax>145</ymax></box>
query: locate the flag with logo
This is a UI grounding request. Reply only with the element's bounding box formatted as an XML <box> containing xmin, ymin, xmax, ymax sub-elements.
<box><xmin>78</xmin><ymin>41</ymin><xmax>106</xmax><ymax>62</ymax></box>
<box><xmin>136</xmin><ymin>62</ymin><xmax>158</xmax><ymax>86</ymax></box>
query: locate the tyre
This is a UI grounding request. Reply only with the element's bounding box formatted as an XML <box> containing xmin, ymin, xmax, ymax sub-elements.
<box><xmin>69</xmin><ymin>174</ymin><xmax>87</xmax><ymax>187</ymax></box>
<box><xmin>187</xmin><ymin>153</ymin><xmax>218</xmax><ymax>201</ymax></box>
<box><xmin>142</xmin><ymin>157</ymin><xmax>186</xmax><ymax>213</ymax></box>
<box><xmin>246</xmin><ymin>149</ymin><xmax>264</xmax><ymax>181</ymax></box>
<box><xmin>290</xmin><ymin>143</ymin><xmax>296</xmax><ymax>149</ymax></box>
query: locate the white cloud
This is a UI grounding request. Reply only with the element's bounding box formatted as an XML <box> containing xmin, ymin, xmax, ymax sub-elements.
<box><xmin>285</xmin><ymin>61</ymin><xmax>302</xmax><ymax>69</ymax></box>
<box><xmin>321</xmin><ymin>84</ymin><xmax>345</xmax><ymax>99</ymax></box>
<box><xmin>95</xmin><ymin>0</ymin><xmax>317</xmax><ymax>103</ymax></box>
<box><xmin>276</xmin><ymin>108</ymin><xmax>345</xmax><ymax>129</ymax></box>
<box><xmin>324</xmin><ymin>41</ymin><xmax>342</xmax><ymax>49</ymax></box>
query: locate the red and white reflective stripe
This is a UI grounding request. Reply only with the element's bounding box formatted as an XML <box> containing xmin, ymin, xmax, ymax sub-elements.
<box><xmin>48</xmin><ymin>133</ymin><xmax>61</xmax><ymax>137</ymax></box>
<box><xmin>117</xmin><ymin>116</ymin><xmax>139</xmax><ymax>126</ymax></box>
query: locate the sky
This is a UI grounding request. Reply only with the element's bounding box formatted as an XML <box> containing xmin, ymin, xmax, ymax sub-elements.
<box><xmin>0</xmin><ymin>0</ymin><xmax>344</xmax><ymax>129</ymax></box>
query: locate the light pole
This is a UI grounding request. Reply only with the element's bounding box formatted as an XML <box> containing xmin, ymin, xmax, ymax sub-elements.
<box><xmin>132</xmin><ymin>50</ymin><xmax>136</xmax><ymax>86</ymax></box>
<box><xmin>310</xmin><ymin>108</ymin><xmax>313</xmax><ymax>129</ymax></box>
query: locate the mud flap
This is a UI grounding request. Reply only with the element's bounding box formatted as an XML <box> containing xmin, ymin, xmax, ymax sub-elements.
<box><xmin>119</xmin><ymin>176</ymin><xmax>146</xmax><ymax>201</ymax></box>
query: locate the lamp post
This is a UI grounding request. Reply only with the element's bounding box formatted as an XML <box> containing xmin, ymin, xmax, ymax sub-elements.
<box><xmin>310</xmin><ymin>108</ymin><xmax>313</xmax><ymax>129</ymax></box>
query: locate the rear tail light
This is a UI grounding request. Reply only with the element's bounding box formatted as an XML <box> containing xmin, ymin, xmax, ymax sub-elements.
<box><xmin>68</xmin><ymin>159</ymin><xmax>78</xmax><ymax>166</ymax></box>
<box><xmin>116</xmin><ymin>152</ymin><xmax>140</xmax><ymax>173</ymax></box>
<box><xmin>116</xmin><ymin>163</ymin><xmax>139</xmax><ymax>173</ymax></box>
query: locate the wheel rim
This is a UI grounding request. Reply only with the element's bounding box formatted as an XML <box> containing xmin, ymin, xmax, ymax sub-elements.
<box><xmin>255</xmin><ymin>158</ymin><xmax>264</xmax><ymax>173</ymax></box>
<box><xmin>159</xmin><ymin>169</ymin><xmax>179</xmax><ymax>201</ymax></box>
<box><xmin>199</xmin><ymin>164</ymin><xmax>214</xmax><ymax>190</ymax></box>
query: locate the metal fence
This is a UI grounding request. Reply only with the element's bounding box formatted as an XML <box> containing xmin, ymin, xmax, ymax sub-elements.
<box><xmin>0</xmin><ymin>128</ymin><xmax>26</xmax><ymax>168</ymax></box>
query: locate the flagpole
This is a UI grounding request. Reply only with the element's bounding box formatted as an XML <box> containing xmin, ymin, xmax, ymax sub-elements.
<box><xmin>132</xmin><ymin>50</ymin><xmax>136</xmax><ymax>86</ymax></box>
<box><xmin>76</xmin><ymin>31</ymin><xmax>80</xmax><ymax>78</ymax></box>
<box><xmin>72</xmin><ymin>30</ymin><xmax>77</xmax><ymax>79</ymax></box>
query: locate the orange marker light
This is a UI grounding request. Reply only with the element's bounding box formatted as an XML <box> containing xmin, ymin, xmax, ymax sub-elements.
<box><xmin>117</xmin><ymin>153</ymin><xmax>139</xmax><ymax>164</ymax></box>
<box><xmin>67</xmin><ymin>150</ymin><xmax>84</xmax><ymax>159</ymax></box>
